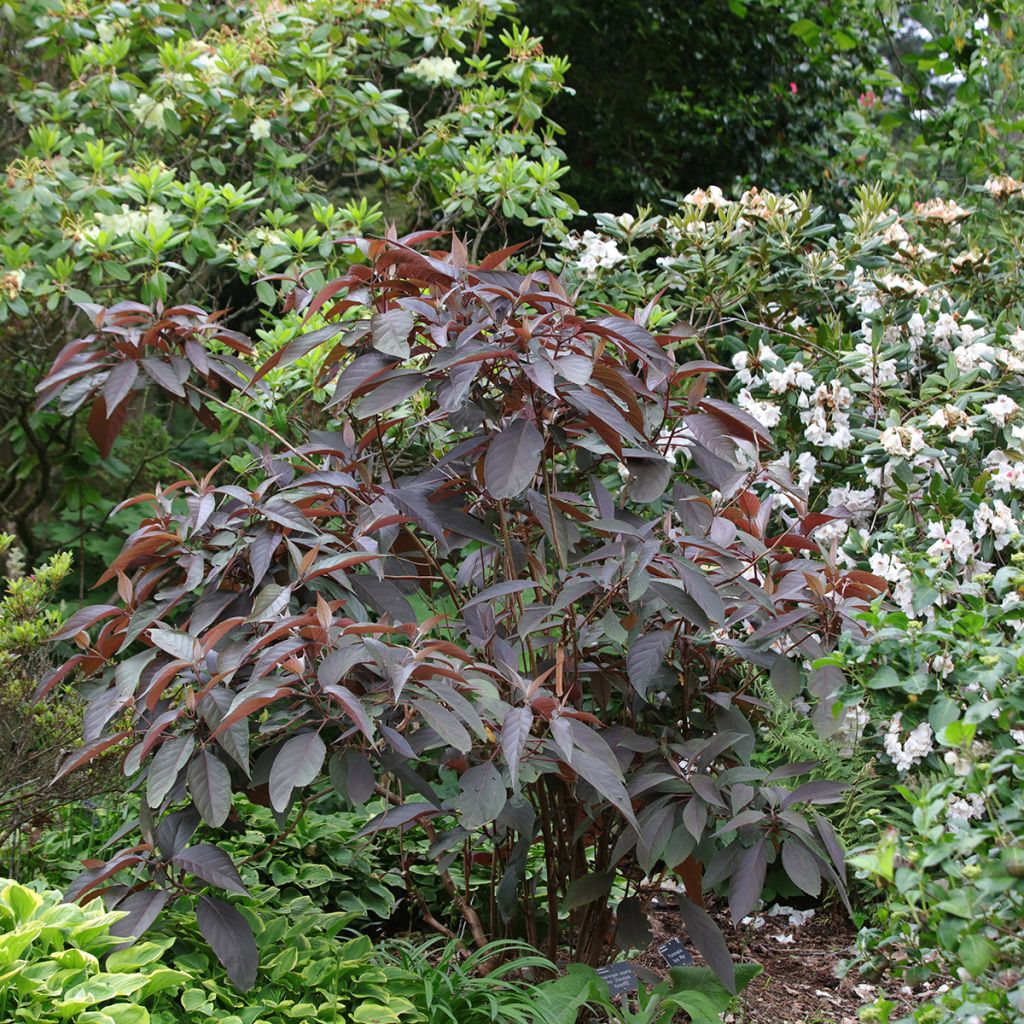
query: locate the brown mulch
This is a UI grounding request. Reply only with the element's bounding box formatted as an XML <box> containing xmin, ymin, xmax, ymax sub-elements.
<box><xmin>625</xmin><ymin>888</ymin><xmax>919</xmax><ymax>1024</ymax></box>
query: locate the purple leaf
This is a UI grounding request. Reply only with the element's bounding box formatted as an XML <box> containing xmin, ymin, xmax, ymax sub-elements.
<box><xmin>187</xmin><ymin>750</ymin><xmax>233</xmax><ymax>827</ymax></box>
<box><xmin>371</xmin><ymin>308</ymin><xmax>414</xmax><ymax>359</ymax></box>
<box><xmin>356</xmin><ymin>801</ymin><xmax>439</xmax><ymax>837</ymax></box>
<box><xmin>268</xmin><ymin>731</ymin><xmax>326</xmax><ymax>812</ymax></box>
<box><xmin>780</xmin><ymin>780</ymin><xmax>848</xmax><ymax>808</ymax></box>
<box><xmin>108</xmin><ymin>888</ymin><xmax>170</xmax><ymax>942</ymax></box>
<box><xmin>626</xmin><ymin>629</ymin><xmax>674</xmax><ymax>699</ymax></box>
<box><xmin>197</xmin><ymin>895</ymin><xmax>258</xmax><ymax>991</ymax></box>
<box><xmin>173</xmin><ymin>844</ymin><xmax>248</xmax><ymax>895</ymax></box>
<box><xmin>676</xmin><ymin>896</ymin><xmax>736</xmax><ymax>993</ymax></box>
<box><xmin>564</xmin><ymin>871</ymin><xmax>615</xmax><ymax>910</ymax></box>
<box><xmin>728</xmin><ymin>838</ymin><xmax>767</xmax><ymax>924</ymax></box>
<box><xmin>103</xmin><ymin>360</ymin><xmax>139</xmax><ymax>411</ymax></box>
<box><xmin>149</xmin><ymin>628</ymin><xmax>202</xmax><ymax>662</ymax></box>
<box><xmin>322</xmin><ymin>684</ymin><xmax>374</xmax><ymax>739</ymax></box>
<box><xmin>781</xmin><ymin>837</ymin><xmax>822</xmax><ymax>897</ymax></box>
<box><xmin>51</xmin><ymin>604</ymin><xmax>121</xmax><ymax>641</ymax></box>
<box><xmin>146</xmin><ymin>735</ymin><xmax>195</xmax><ymax>809</ymax></box>
<box><xmin>155</xmin><ymin>808</ymin><xmax>200</xmax><ymax>859</ymax></box>
<box><xmin>141</xmin><ymin>357</ymin><xmax>187</xmax><ymax>398</ymax></box>
<box><xmin>501</xmin><ymin>707</ymin><xmax>534</xmax><ymax>790</ymax></box>
<box><xmin>484</xmin><ymin>419</ymin><xmax>544</xmax><ymax>499</ymax></box>
<box><xmin>354</xmin><ymin>370</ymin><xmax>425</xmax><ymax>418</ymax></box>
<box><xmin>770</xmin><ymin>654</ymin><xmax>801</xmax><ymax>701</ymax></box>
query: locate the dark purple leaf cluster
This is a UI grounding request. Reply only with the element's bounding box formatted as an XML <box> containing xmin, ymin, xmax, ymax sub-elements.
<box><xmin>39</xmin><ymin>233</ymin><xmax>885</xmax><ymax>990</ymax></box>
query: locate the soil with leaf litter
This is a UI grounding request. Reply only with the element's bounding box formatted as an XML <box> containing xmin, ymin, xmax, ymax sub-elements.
<box><xmin>619</xmin><ymin>889</ymin><xmax>918</xmax><ymax>1024</ymax></box>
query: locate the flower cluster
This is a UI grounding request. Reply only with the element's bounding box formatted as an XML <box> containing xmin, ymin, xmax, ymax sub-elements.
<box><xmin>884</xmin><ymin>713</ymin><xmax>934</xmax><ymax>773</ymax></box>
<box><xmin>563</xmin><ymin>230</ymin><xmax>627</xmax><ymax>275</ymax></box>
<box><xmin>406</xmin><ymin>55</ymin><xmax>460</xmax><ymax>85</ymax></box>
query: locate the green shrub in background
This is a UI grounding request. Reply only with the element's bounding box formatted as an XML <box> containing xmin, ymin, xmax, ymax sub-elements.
<box><xmin>0</xmin><ymin>534</ymin><xmax>119</xmax><ymax>852</ymax></box>
<box><xmin>154</xmin><ymin>892</ymin><xmax>417</xmax><ymax>1024</ymax></box>
<box><xmin>832</xmin><ymin>2</ymin><xmax>1024</xmax><ymax>201</ymax></box>
<box><xmin>515</xmin><ymin>0</ymin><xmax>884</xmax><ymax>211</ymax></box>
<box><xmin>849</xmin><ymin>751</ymin><xmax>1024</xmax><ymax>1024</ymax></box>
<box><xmin>0</xmin><ymin>0</ymin><xmax>573</xmax><ymax>567</ymax></box>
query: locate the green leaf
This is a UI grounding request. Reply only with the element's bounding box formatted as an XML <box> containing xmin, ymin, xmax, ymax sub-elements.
<box><xmin>789</xmin><ymin>18</ymin><xmax>819</xmax><ymax>43</ymax></box>
<box><xmin>958</xmin><ymin>932</ymin><xmax>998</xmax><ymax>977</ymax></box>
<box><xmin>564</xmin><ymin>871</ymin><xmax>615</xmax><ymax>910</ymax></box>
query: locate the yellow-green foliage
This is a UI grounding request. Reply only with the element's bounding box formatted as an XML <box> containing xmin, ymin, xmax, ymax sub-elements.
<box><xmin>0</xmin><ymin>536</ymin><xmax>112</xmax><ymax>844</ymax></box>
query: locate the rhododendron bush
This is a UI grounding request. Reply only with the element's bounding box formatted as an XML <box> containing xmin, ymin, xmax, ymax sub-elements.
<box><xmin>555</xmin><ymin>181</ymin><xmax>1024</xmax><ymax>1018</ymax></box>
<box><xmin>0</xmin><ymin>0</ymin><xmax>573</xmax><ymax>569</ymax></box>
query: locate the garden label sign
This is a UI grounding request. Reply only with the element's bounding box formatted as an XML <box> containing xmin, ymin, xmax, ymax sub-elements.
<box><xmin>658</xmin><ymin>937</ymin><xmax>694</xmax><ymax>967</ymax></box>
<box><xmin>596</xmin><ymin>961</ymin><xmax>639</xmax><ymax>995</ymax></box>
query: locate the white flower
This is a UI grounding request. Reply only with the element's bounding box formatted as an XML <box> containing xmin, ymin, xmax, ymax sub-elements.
<box><xmin>834</xmin><ymin>704</ymin><xmax>869</xmax><ymax>756</ymax></box>
<box><xmin>879</xmin><ymin>424</ymin><xmax>925</xmax><ymax>459</ymax></box>
<box><xmin>852</xmin><ymin>341</ymin><xmax>898</xmax><ymax>385</ymax></box>
<box><xmin>1</xmin><ymin>268</ymin><xmax>25</xmax><ymax>301</ymax></box>
<box><xmin>884</xmin><ymin>713</ymin><xmax>934</xmax><ymax>773</ymax></box>
<box><xmin>984</xmin><ymin>395</ymin><xmax>1019</xmax><ymax>427</ymax></box>
<box><xmin>249</xmin><ymin>117</ymin><xmax>271</xmax><ymax>141</ymax></box>
<box><xmin>131</xmin><ymin>94</ymin><xmax>175</xmax><ymax>130</ymax></box>
<box><xmin>683</xmin><ymin>185</ymin><xmax>729</xmax><ymax>209</ymax></box>
<box><xmin>879</xmin><ymin>272</ymin><xmax>927</xmax><ymax>296</ymax></box>
<box><xmin>953</xmin><ymin>341</ymin><xmax>996</xmax><ymax>374</ymax></box>
<box><xmin>739</xmin><ymin>186</ymin><xmax>797</xmax><ymax>219</ymax></box>
<box><xmin>951</xmin><ymin>248</ymin><xmax>988</xmax><ymax>273</ymax></box>
<box><xmin>801</xmin><ymin>382</ymin><xmax>853</xmax><ymax>450</ymax></box>
<box><xmin>869</xmin><ymin>551</ymin><xmax>908</xmax><ymax>584</ymax></box>
<box><xmin>882</xmin><ymin>216</ymin><xmax>910</xmax><ymax>247</ymax></box>
<box><xmin>984</xmin><ymin>174</ymin><xmax>1022</xmax><ymax>199</ymax></box>
<box><xmin>567</xmin><ymin>230</ymin><xmax>626</xmax><ymax>274</ymax></box>
<box><xmin>926</xmin><ymin>519</ymin><xmax>974</xmax><ymax>565</ymax></box>
<box><xmin>946</xmin><ymin>793</ymin><xmax>985</xmax><ymax>826</ymax></box>
<box><xmin>930</xmin><ymin>654</ymin><xmax>954</xmax><ymax>678</ymax></box>
<box><xmin>914</xmin><ymin>197</ymin><xmax>969</xmax><ymax>223</ymax></box>
<box><xmin>736</xmin><ymin>389</ymin><xmax>781</xmax><ymax>428</ymax></box>
<box><xmin>407</xmin><ymin>55</ymin><xmax>460</xmax><ymax>86</ymax></box>
<box><xmin>943</xmin><ymin>748</ymin><xmax>978</xmax><ymax>776</ymax></box>
<box><xmin>849</xmin><ymin>266</ymin><xmax>882</xmax><ymax>314</ymax></box>
<box><xmin>973</xmin><ymin>500</ymin><xmax>1020</xmax><ymax>550</ymax></box>
<box><xmin>81</xmin><ymin>203</ymin><xmax>172</xmax><ymax>247</ymax></box>
<box><xmin>933</xmin><ymin>312</ymin><xmax>961</xmax><ymax>346</ymax></box>
<box><xmin>907</xmin><ymin>312</ymin><xmax>927</xmax><ymax>341</ymax></box>
<box><xmin>986</xmin><ymin>451</ymin><xmax>1024</xmax><ymax>493</ymax></box>
<box><xmin>764</xmin><ymin>359</ymin><xmax>815</xmax><ymax>394</ymax></box>
<box><xmin>827</xmin><ymin>484</ymin><xmax>875</xmax><ymax>522</ymax></box>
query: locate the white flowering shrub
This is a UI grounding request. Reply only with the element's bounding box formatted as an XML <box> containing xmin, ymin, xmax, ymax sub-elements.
<box><xmin>553</xmin><ymin>182</ymin><xmax>1024</xmax><ymax>1017</ymax></box>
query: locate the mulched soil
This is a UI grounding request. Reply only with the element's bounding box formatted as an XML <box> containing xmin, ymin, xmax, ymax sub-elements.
<box><xmin>623</xmin><ymin>886</ymin><xmax>921</xmax><ymax>1024</ymax></box>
